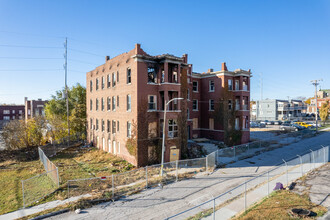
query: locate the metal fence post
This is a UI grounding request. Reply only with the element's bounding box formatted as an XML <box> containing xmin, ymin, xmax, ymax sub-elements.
<box><xmin>233</xmin><ymin>146</ymin><xmax>236</xmax><ymax>159</ymax></box>
<box><xmin>56</xmin><ymin>167</ymin><xmax>60</xmax><ymax>187</ymax></box>
<box><xmin>67</xmin><ymin>180</ymin><xmax>70</xmax><ymax>199</ymax></box>
<box><xmin>282</xmin><ymin>159</ymin><xmax>288</xmax><ymax>186</ymax></box>
<box><xmin>322</xmin><ymin>146</ymin><xmax>326</xmax><ymax>164</ymax></box>
<box><xmin>213</xmin><ymin>198</ymin><xmax>216</xmax><ymax>220</ymax></box>
<box><xmin>244</xmin><ymin>182</ymin><xmax>247</xmax><ymax>211</ymax></box>
<box><xmin>267</xmin><ymin>171</ymin><xmax>270</xmax><ymax>197</ymax></box>
<box><xmin>112</xmin><ymin>174</ymin><xmax>114</xmax><ymax>199</ymax></box>
<box><xmin>146</xmin><ymin>166</ymin><xmax>148</xmax><ymax>189</ymax></box>
<box><xmin>297</xmin><ymin>155</ymin><xmax>303</xmax><ymax>176</ymax></box>
<box><xmin>175</xmin><ymin>160</ymin><xmax>178</xmax><ymax>182</ymax></box>
<box><xmin>22</xmin><ymin>180</ymin><xmax>25</xmax><ymax>208</ymax></box>
<box><xmin>309</xmin><ymin>149</ymin><xmax>314</xmax><ymax>170</ymax></box>
<box><xmin>206</xmin><ymin>156</ymin><xmax>208</xmax><ymax>173</ymax></box>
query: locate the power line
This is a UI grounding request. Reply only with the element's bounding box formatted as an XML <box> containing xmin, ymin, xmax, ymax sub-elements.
<box><xmin>68</xmin><ymin>48</ymin><xmax>104</xmax><ymax>57</ymax></box>
<box><xmin>68</xmin><ymin>59</ymin><xmax>99</xmax><ymax>65</ymax></box>
<box><xmin>0</xmin><ymin>30</ymin><xmax>65</xmax><ymax>39</ymax></box>
<box><xmin>0</xmin><ymin>44</ymin><xmax>62</xmax><ymax>49</ymax></box>
<box><xmin>0</xmin><ymin>69</ymin><xmax>62</xmax><ymax>71</ymax></box>
<box><xmin>0</xmin><ymin>57</ymin><xmax>63</xmax><ymax>60</ymax></box>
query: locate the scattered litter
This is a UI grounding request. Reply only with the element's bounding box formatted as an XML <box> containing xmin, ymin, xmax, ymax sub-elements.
<box><xmin>75</xmin><ymin>208</ymin><xmax>81</xmax><ymax>214</ymax></box>
<box><xmin>274</xmin><ymin>182</ymin><xmax>283</xmax><ymax>190</ymax></box>
<box><xmin>288</xmin><ymin>182</ymin><xmax>296</xmax><ymax>190</ymax></box>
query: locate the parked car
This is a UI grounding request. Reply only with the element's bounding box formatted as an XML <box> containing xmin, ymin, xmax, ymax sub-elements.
<box><xmin>306</xmin><ymin>122</ymin><xmax>322</xmax><ymax>128</ymax></box>
<box><xmin>259</xmin><ymin>123</ymin><xmax>266</xmax><ymax>128</ymax></box>
<box><xmin>274</xmin><ymin>121</ymin><xmax>282</xmax><ymax>125</ymax></box>
<box><xmin>294</xmin><ymin>122</ymin><xmax>313</xmax><ymax>128</ymax></box>
<box><xmin>280</xmin><ymin>123</ymin><xmax>305</xmax><ymax>132</ymax></box>
<box><xmin>266</xmin><ymin>121</ymin><xmax>274</xmax><ymax>125</ymax></box>
<box><xmin>250</xmin><ymin>121</ymin><xmax>259</xmax><ymax>128</ymax></box>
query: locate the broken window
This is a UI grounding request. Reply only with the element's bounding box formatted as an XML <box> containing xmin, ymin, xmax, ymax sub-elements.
<box><xmin>112</xmin><ymin>73</ymin><xmax>116</xmax><ymax>87</ymax></box>
<box><xmin>112</xmin><ymin>120</ymin><xmax>116</xmax><ymax>134</ymax></box>
<box><xmin>101</xmin><ymin>98</ymin><xmax>104</xmax><ymax>111</ymax></box>
<box><xmin>209</xmin><ymin>80</ymin><xmax>215</xmax><ymax>92</ymax></box>
<box><xmin>102</xmin><ymin>120</ymin><xmax>105</xmax><ymax>132</ymax></box>
<box><xmin>90</xmin><ymin>118</ymin><xmax>93</xmax><ymax>130</ymax></box>
<box><xmin>168</xmin><ymin>119</ymin><xmax>178</xmax><ymax>138</ymax></box>
<box><xmin>107</xmin><ymin>120</ymin><xmax>110</xmax><ymax>133</ymax></box>
<box><xmin>148</xmin><ymin>95</ymin><xmax>156</xmax><ymax>110</ymax></box>
<box><xmin>107</xmin><ymin>74</ymin><xmax>111</xmax><ymax>88</ymax></box>
<box><xmin>102</xmin><ymin>76</ymin><xmax>105</xmax><ymax>89</ymax></box>
<box><xmin>96</xmin><ymin>98</ymin><xmax>99</xmax><ymax>111</ymax></box>
<box><xmin>127</xmin><ymin>68</ymin><xmax>131</xmax><ymax>84</ymax></box>
<box><xmin>96</xmin><ymin>78</ymin><xmax>99</xmax><ymax>90</ymax></box>
<box><xmin>193</xmin><ymin>100</ymin><xmax>198</xmax><ymax>111</ymax></box>
<box><xmin>148</xmin><ymin>67</ymin><xmax>157</xmax><ymax>83</ymax></box>
<box><xmin>107</xmin><ymin>97</ymin><xmax>111</xmax><ymax>111</ymax></box>
<box><xmin>193</xmin><ymin>81</ymin><xmax>198</xmax><ymax>92</ymax></box>
<box><xmin>209</xmin><ymin>99</ymin><xmax>214</xmax><ymax>111</ymax></box>
<box><xmin>161</xmin><ymin>70</ymin><xmax>165</xmax><ymax>83</ymax></box>
<box><xmin>96</xmin><ymin>119</ymin><xmax>99</xmax><ymax>130</ymax></box>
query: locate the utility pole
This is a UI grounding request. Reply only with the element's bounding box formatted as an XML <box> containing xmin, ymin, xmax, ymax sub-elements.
<box><xmin>311</xmin><ymin>79</ymin><xmax>322</xmax><ymax>132</ymax></box>
<box><xmin>260</xmin><ymin>73</ymin><xmax>263</xmax><ymax>101</ymax></box>
<box><xmin>287</xmin><ymin>96</ymin><xmax>290</xmax><ymax>121</ymax></box>
<box><xmin>64</xmin><ymin>38</ymin><xmax>70</xmax><ymax>144</ymax></box>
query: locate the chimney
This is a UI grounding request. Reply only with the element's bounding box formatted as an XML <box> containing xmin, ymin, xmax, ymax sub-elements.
<box><xmin>135</xmin><ymin>43</ymin><xmax>141</xmax><ymax>54</ymax></box>
<box><xmin>105</xmin><ymin>56</ymin><xmax>110</xmax><ymax>62</ymax></box>
<box><xmin>248</xmin><ymin>69</ymin><xmax>251</xmax><ymax>72</ymax></box>
<box><xmin>207</xmin><ymin>68</ymin><xmax>214</xmax><ymax>73</ymax></box>
<box><xmin>24</xmin><ymin>97</ymin><xmax>28</xmax><ymax>104</ymax></box>
<box><xmin>221</xmin><ymin>62</ymin><xmax>228</xmax><ymax>71</ymax></box>
<box><xmin>182</xmin><ymin>54</ymin><xmax>188</xmax><ymax>63</ymax></box>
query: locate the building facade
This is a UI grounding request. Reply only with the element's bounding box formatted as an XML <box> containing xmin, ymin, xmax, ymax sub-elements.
<box><xmin>86</xmin><ymin>44</ymin><xmax>251</xmax><ymax>166</ymax></box>
<box><xmin>0</xmin><ymin>105</ymin><xmax>25</xmax><ymax>128</ymax></box>
<box><xmin>24</xmin><ymin>97</ymin><xmax>48</xmax><ymax>122</ymax></box>
<box><xmin>255</xmin><ymin>99</ymin><xmax>307</xmax><ymax>121</ymax></box>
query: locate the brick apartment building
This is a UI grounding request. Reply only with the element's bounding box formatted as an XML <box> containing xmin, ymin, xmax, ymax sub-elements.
<box><xmin>86</xmin><ymin>44</ymin><xmax>251</xmax><ymax>166</ymax></box>
<box><xmin>24</xmin><ymin>97</ymin><xmax>48</xmax><ymax>122</ymax></box>
<box><xmin>0</xmin><ymin>105</ymin><xmax>25</xmax><ymax>128</ymax></box>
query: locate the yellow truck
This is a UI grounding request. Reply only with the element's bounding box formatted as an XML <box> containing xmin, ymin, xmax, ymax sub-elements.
<box><xmin>294</xmin><ymin>122</ymin><xmax>313</xmax><ymax>128</ymax></box>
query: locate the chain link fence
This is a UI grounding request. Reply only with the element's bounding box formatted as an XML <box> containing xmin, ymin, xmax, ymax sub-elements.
<box><xmin>21</xmin><ymin>133</ymin><xmax>84</xmax><ymax>207</ymax></box>
<box><xmin>67</xmin><ymin>157</ymin><xmax>208</xmax><ymax>200</ymax></box>
<box><xmin>166</xmin><ymin>146</ymin><xmax>329</xmax><ymax>219</ymax></box>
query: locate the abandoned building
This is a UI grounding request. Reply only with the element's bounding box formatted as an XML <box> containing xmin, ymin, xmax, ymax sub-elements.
<box><xmin>86</xmin><ymin>44</ymin><xmax>251</xmax><ymax>166</ymax></box>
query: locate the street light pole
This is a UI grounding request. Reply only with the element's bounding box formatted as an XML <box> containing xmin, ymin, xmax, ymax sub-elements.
<box><xmin>160</xmin><ymin>97</ymin><xmax>184</xmax><ymax>177</ymax></box>
<box><xmin>311</xmin><ymin>79</ymin><xmax>322</xmax><ymax>132</ymax></box>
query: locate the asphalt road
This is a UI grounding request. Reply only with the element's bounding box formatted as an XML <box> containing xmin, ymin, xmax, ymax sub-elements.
<box><xmin>49</xmin><ymin>131</ymin><xmax>330</xmax><ymax>220</ymax></box>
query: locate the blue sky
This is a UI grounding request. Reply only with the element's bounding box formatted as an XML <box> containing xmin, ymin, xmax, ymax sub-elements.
<box><xmin>0</xmin><ymin>0</ymin><xmax>330</xmax><ymax>104</ymax></box>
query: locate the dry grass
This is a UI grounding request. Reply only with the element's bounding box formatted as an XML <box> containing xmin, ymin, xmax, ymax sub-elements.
<box><xmin>234</xmin><ymin>190</ymin><xmax>327</xmax><ymax>220</ymax></box>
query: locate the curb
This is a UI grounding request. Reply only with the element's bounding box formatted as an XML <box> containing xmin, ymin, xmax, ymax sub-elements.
<box><xmin>30</xmin><ymin>209</ymin><xmax>70</xmax><ymax>220</ymax></box>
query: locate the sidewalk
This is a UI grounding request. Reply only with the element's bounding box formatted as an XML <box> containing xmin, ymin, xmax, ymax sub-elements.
<box><xmin>0</xmin><ymin>194</ymin><xmax>91</xmax><ymax>220</ymax></box>
<box><xmin>204</xmin><ymin>161</ymin><xmax>325</xmax><ymax>219</ymax></box>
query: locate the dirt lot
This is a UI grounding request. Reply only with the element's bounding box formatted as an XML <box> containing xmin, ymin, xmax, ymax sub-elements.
<box><xmin>292</xmin><ymin>163</ymin><xmax>330</xmax><ymax>209</ymax></box>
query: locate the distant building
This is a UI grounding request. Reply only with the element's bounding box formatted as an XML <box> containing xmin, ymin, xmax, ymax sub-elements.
<box><xmin>24</xmin><ymin>97</ymin><xmax>48</xmax><ymax>122</ymax></box>
<box><xmin>0</xmin><ymin>105</ymin><xmax>25</xmax><ymax>128</ymax></box>
<box><xmin>255</xmin><ymin>99</ymin><xmax>307</xmax><ymax>121</ymax></box>
<box><xmin>86</xmin><ymin>44</ymin><xmax>251</xmax><ymax>166</ymax></box>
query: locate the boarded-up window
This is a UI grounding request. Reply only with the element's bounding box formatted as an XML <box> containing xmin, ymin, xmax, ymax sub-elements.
<box><xmin>148</xmin><ymin>122</ymin><xmax>157</xmax><ymax>138</ymax></box>
<box><xmin>193</xmin><ymin>118</ymin><xmax>198</xmax><ymax>129</ymax></box>
<box><xmin>209</xmin><ymin>118</ymin><xmax>214</xmax><ymax>130</ymax></box>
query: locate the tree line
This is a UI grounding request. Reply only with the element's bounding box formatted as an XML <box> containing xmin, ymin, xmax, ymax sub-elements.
<box><xmin>1</xmin><ymin>84</ymin><xmax>86</xmax><ymax>150</ymax></box>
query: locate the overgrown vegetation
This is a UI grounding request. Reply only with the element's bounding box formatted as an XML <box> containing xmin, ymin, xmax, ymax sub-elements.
<box><xmin>319</xmin><ymin>101</ymin><xmax>329</xmax><ymax>126</ymax></box>
<box><xmin>213</xmin><ymin>84</ymin><xmax>242</xmax><ymax>146</ymax></box>
<box><xmin>0</xmin><ymin>84</ymin><xmax>86</xmax><ymax>151</ymax></box>
<box><xmin>0</xmin><ymin>144</ymin><xmax>133</xmax><ymax>215</ymax></box>
<box><xmin>234</xmin><ymin>190</ymin><xmax>327</xmax><ymax>220</ymax></box>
